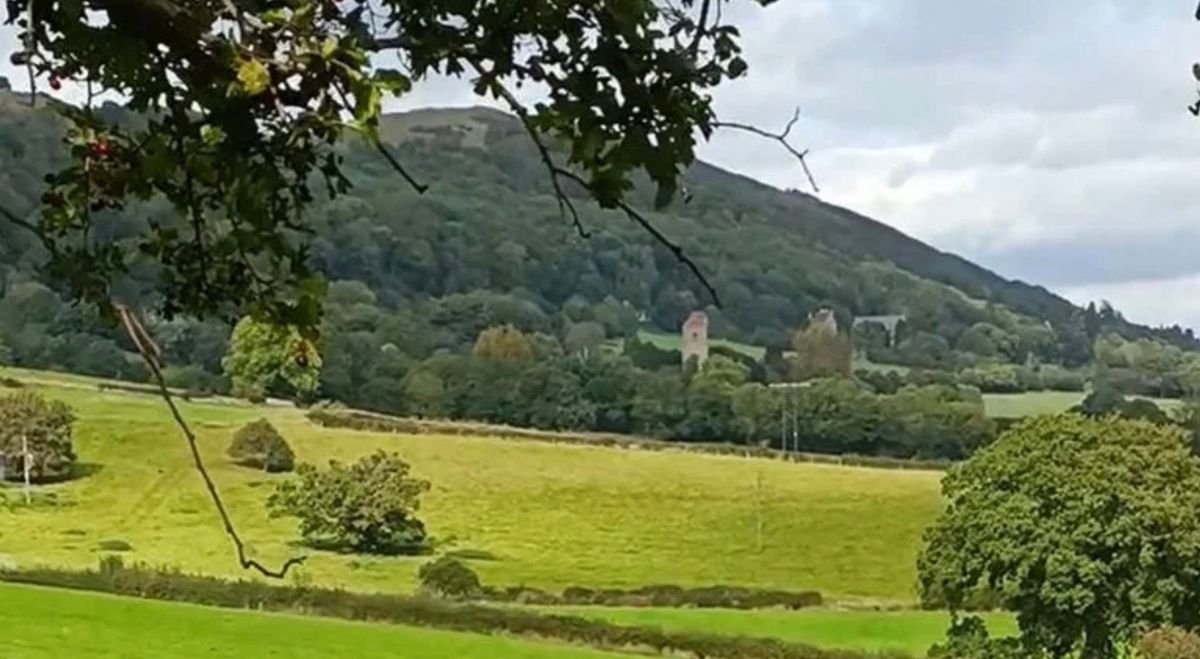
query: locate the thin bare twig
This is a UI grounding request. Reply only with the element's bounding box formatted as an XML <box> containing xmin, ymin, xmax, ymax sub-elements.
<box><xmin>471</xmin><ymin>63</ymin><xmax>589</xmax><ymax>239</ymax></box>
<box><xmin>689</xmin><ymin>0</ymin><xmax>713</xmax><ymax>55</ymax></box>
<box><xmin>552</xmin><ymin>166</ymin><xmax>719</xmax><ymax>305</ymax></box>
<box><xmin>0</xmin><ymin>202</ymin><xmax>42</xmax><ymax>237</ymax></box>
<box><xmin>713</xmin><ymin>107</ymin><xmax>819</xmax><ymax>194</ymax></box>
<box><xmin>370</xmin><ymin>138</ymin><xmax>430</xmax><ymax>194</ymax></box>
<box><xmin>117</xmin><ymin>305</ymin><xmax>306</xmax><ymax>580</ymax></box>
<box><xmin>329</xmin><ymin>79</ymin><xmax>429</xmax><ymax>194</ymax></box>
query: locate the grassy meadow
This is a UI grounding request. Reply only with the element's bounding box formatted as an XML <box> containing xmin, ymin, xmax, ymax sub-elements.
<box><xmin>982</xmin><ymin>391</ymin><xmax>1183</xmax><ymax>418</ymax></box>
<box><xmin>542</xmin><ymin>607</ymin><xmax>1016</xmax><ymax>656</ymax></box>
<box><xmin>0</xmin><ymin>366</ymin><xmax>941</xmax><ymax>603</ymax></box>
<box><xmin>0</xmin><ymin>583</ymin><xmax>624</xmax><ymax>659</ymax></box>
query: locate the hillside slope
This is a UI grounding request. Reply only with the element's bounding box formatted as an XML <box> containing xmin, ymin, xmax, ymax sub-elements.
<box><xmin>0</xmin><ymin>94</ymin><xmax>1193</xmax><ymax>383</ymax></box>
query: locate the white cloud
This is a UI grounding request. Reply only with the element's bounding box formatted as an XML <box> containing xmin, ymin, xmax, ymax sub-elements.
<box><xmin>1060</xmin><ymin>273</ymin><xmax>1200</xmax><ymax>330</ymax></box>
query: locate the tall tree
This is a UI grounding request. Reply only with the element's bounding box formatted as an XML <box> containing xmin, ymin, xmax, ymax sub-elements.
<box><xmin>919</xmin><ymin>414</ymin><xmax>1200</xmax><ymax>659</ymax></box>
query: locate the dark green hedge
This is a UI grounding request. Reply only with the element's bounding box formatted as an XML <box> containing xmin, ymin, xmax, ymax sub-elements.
<box><xmin>482</xmin><ymin>583</ymin><xmax>823</xmax><ymax>610</ymax></box>
<box><xmin>308</xmin><ymin>408</ymin><xmax>950</xmax><ymax>472</ymax></box>
<box><xmin>0</xmin><ymin>560</ymin><xmax>899</xmax><ymax>659</ymax></box>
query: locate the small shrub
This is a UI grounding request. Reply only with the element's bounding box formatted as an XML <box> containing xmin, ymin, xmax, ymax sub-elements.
<box><xmin>418</xmin><ymin>556</ymin><xmax>482</xmax><ymax>598</ymax></box>
<box><xmin>95</xmin><ymin>539</ymin><xmax>133</xmax><ymax>552</ymax></box>
<box><xmin>0</xmin><ymin>392</ymin><xmax>76</xmax><ymax>482</ymax></box>
<box><xmin>268</xmin><ymin>450</ymin><xmax>431</xmax><ymax>555</ymax></box>
<box><xmin>1138</xmin><ymin>627</ymin><xmax>1200</xmax><ymax>659</ymax></box>
<box><xmin>0</xmin><ymin>377</ymin><xmax>23</xmax><ymax>389</ymax></box>
<box><xmin>227</xmin><ymin>419</ymin><xmax>294</xmax><ymax>473</ymax></box>
<box><xmin>928</xmin><ymin>617</ymin><xmax>1038</xmax><ymax>659</ymax></box>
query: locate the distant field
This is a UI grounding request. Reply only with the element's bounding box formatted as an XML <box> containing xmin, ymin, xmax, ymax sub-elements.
<box><xmin>983</xmin><ymin>391</ymin><xmax>1183</xmax><ymax>418</ymax></box>
<box><xmin>0</xmin><ymin>366</ymin><xmax>940</xmax><ymax>602</ymax></box>
<box><xmin>543</xmin><ymin>607</ymin><xmax>1017</xmax><ymax>656</ymax></box>
<box><xmin>0</xmin><ymin>583</ymin><xmax>619</xmax><ymax>659</ymax></box>
<box><xmin>635</xmin><ymin>330</ymin><xmax>767</xmax><ymax>360</ymax></box>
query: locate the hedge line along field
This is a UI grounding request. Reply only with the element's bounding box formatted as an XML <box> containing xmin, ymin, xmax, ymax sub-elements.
<box><xmin>0</xmin><ymin>583</ymin><xmax>625</xmax><ymax>659</ymax></box>
<box><xmin>0</xmin><ymin>366</ymin><xmax>941</xmax><ymax>602</ymax></box>
<box><xmin>538</xmin><ymin>606</ymin><xmax>1017</xmax><ymax>656</ymax></box>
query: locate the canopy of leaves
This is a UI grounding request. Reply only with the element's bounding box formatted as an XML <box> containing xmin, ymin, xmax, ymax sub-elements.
<box><xmin>918</xmin><ymin>414</ymin><xmax>1200</xmax><ymax>658</ymax></box>
<box><xmin>3</xmin><ymin>0</ymin><xmax>775</xmax><ymax>330</ymax></box>
<box><xmin>472</xmin><ymin>324</ymin><xmax>533</xmax><ymax>363</ymax></box>
<box><xmin>221</xmin><ymin>316</ymin><xmax>321</xmax><ymax>400</ymax></box>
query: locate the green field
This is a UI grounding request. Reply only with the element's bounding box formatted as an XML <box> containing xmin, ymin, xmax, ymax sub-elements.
<box><xmin>541</xmin><ymin>607</ymin><xmax>1016</xmax><ymax>656</ymax></box>
<box><xmin>982</xmin><ymin>391</ymin><xmax>1182</xmax><ymax>419</ymax></box>
<box><xmin>634</xmin><ymin>330</ymin><xmax>767</xmax><ymax>360</ymax></box>
<box><xmin>0</xmin><ymin>366</ymin><xmax>941</xmax><ymax>602</ymax></box>
<box><xmin>0</xmin><ymin>583</ymin><xmax>621</xmax><ymax>658</ymax></box>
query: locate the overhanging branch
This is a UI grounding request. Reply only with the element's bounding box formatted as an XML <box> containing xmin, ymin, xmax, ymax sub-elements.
<box><xmin>117</xmin><ymin>306</ymin><xmax>307</xmax><ymax>580</ymax></box>
<box><xmin>713</xmin><ymin>107</ymin><xmax>819</xmax><ymax>194</ymax></box>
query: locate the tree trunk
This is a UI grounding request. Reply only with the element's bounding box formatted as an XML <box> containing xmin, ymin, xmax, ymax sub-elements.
<box><xmin>1081</xmin><ymin>627</ymin><xmax>1113</xmax><ymax>659</ymax></box>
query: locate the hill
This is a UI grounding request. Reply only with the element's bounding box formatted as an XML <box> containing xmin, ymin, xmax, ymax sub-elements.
<box><xmin>0</xmin><ymin>93</ymin><xmax>1195</xmax><ymax>376</ymax></box>
<box><xmin>0</xmin><ymin>367</ymin><xmax>939</xmax><ymax>602</ymax></box>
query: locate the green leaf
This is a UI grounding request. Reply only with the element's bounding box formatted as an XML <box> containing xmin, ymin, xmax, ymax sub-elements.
<box><xmin>375</xmin><ymin>69</ymin><xmax>413</xmax><ymax>96</ymax></box>
<box><xmin>237</xmin><ymin>59</ymin><xmax>270</xmax><ymax>96</ymax></box>
<box><xmin>728</xmin><ymin>57</ymin><xmax>748</xmax><ymax>78</ymax></box>
<box><xmin>200</xmin><ymin>125</ymin><xmax>227</xmax><ymax>146</ymax></box>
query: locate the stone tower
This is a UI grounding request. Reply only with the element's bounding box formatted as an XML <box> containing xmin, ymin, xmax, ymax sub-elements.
<box><xmin>681</xmin><ymin>311</ymin><xmax>709</xmax><ymax>368</ymax></box>
<box><xmin>808</xmin><ymin>308</ymin><xmax>839</xmax><ymax>335</ymax></box>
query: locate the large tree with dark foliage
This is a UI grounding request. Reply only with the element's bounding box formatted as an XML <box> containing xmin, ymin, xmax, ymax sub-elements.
<box><xmin>919</xmin><ymin>415</ymin><xmax>1200</xmax><ymax>659</ymax></box>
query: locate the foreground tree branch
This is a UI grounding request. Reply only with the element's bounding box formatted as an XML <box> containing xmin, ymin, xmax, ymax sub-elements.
<box><xmin>713</xmin><ymin>108</ymin><xmax>820</xmax><ymax>194</ymax></box>
<box><xmin>117</xmin><ymin>306</ymin><xmax>306</xmax><ymax>579</ymax></box>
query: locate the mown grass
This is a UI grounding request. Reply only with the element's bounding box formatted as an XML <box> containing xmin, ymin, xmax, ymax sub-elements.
<box><xmin>0</xmin><ymin>366</ymin><xmax>941</xmax><ymax>602</ymax></box>
<box><xmin>0</xmin><ymin>582</ymin><xmax>622</xmax><ymax>659</ymax></box>
<box><xmin>539</xmin><ymin>606</ymin><xmax>1017</xmax><ymax>656</ymax></box>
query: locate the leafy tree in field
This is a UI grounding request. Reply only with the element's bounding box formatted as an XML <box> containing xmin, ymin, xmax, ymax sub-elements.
<box><xmin>731</xmin><ymin>382</ymin><xmax>778</xmax><ymax>443</ymax></box>
<box><xmin>268</xmin><ymin>451</ymin><xmax>431</xmax><ymax>555</ymax></box>
<box><xmin>418</xmin><ymin>556</ymin><xmax>482</xmax><ymax>599</ymax></box>
<box><xmin>227</xmin><ymin>419</ymin><xmax>294</xmax><ymax>473</ymax></box>
<box><xmin>791</xmin><ymin>379</ymin><xmax>882</xmax><ymax>454</ymax></box>
<box><xmin>919</xmin><ymin>415</ymin><xmax>1200</xmax><ymax>659</ymax></box>
<box><xmin>789</xmin><ymin>323</ymin><xmax>852</xmax><ymax>381</ymax></box>
<box><xmin>563</xmin><ymin>321</ymin><xmax>607</xmax><ymax>358</ymax></box>
<box><xmin>0</xmin><ymin>391</ymin><xmax>75</xmax><ymax>482</ymax></box>
<box><xmin>221</xmin><ymin>317</ymin><xmax>321</xmax><ymax>400</ymax></box>
<box><xmin>472</xmin><ymin>325</ymin><xmax>533</xmax><ymax>363</ymax></box>
<box><xmin>401</xmin><ymin>370</ymin><xmax>446</xmax><ymax>418</ymax></box>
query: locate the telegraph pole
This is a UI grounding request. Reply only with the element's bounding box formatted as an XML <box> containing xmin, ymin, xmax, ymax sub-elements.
<box><xmin>22</xmin><ymin>433</ymin><xmax>30</xmax><ymax>505</ymax></box>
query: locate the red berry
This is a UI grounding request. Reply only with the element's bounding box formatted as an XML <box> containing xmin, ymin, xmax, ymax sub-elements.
<box><xmin>48</xmin><ymin>77</ymin><xmax>62</xmax><ymax>91</ymax></box>
<box><xmin>91</xmin><ymin>140</ymin><xmax>110</xmax><ymax>157</ymax></box>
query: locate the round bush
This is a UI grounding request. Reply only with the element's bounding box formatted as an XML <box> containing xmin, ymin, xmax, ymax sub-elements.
<box><xmin>0</xmin><ymin>391</ymin><xmax>76</xmax><ymax>482</ymax></box>
<box><xmin>418</xmin><ymin>556</ymin><xmax>481</xmax><ymax>598</ymax></box>
<box><xmin>227</xmin><ymin>419</ymin><xmax>294</xmax><ymax>473</ymax></box>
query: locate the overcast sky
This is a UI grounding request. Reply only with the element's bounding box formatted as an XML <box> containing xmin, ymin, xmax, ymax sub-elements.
<box><xmin>2</xmin><ymin>2</ymin><xmax>1198</xmax><ymax>329</ymax></box>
